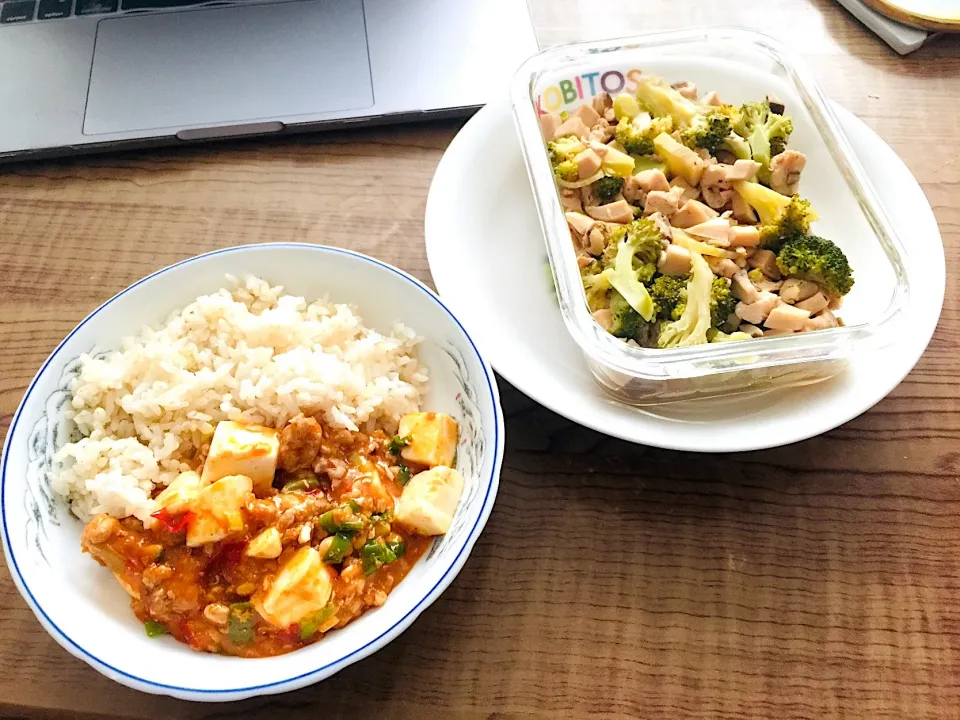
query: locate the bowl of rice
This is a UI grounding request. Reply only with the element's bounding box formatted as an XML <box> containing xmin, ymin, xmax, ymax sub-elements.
<box><xmin>0</xmin><ymin>243</ymin><xmax>503</xmax><ymax>701</ymax></box>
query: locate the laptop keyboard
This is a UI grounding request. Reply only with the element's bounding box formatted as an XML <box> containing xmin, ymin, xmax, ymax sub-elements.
<box><xmin>0</xmin><ymin>0</ymin><xmax>217</xmax><ymax>22</ymax></box>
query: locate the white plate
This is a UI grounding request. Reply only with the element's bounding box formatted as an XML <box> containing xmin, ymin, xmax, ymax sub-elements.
<box><xmin>425</xmin><ymin>100</ymin><xmax>945</xmax><ymax>452</ymax></box>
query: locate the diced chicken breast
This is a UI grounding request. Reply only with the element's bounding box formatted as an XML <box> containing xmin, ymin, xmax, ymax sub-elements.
<box><xmin>575</xmin><ymin>103</ymin><xmax>602</xmax><ymax>127</ymax></box>
<box><xmin>739</xmin><ymin>323</ymin><xmax>764</xmax><ymax>338</ymax></box>
<box><xmin>748</xmin><ymin>249</ymin><xmax>781</xmax><ymax>280</ymax></box>
<box><xmin>803</xmin><ymin>309</ymin><xmax>839</xmax><ymax>332</ymax></box>
<box><xmin>586</xmin><ymin>200</ymin><xmax>634</xmax><ymax>224</ymax></box>
<box><xmin>672</xmin><ymin>200</ymin><xmax>718</xmax><ymax>229</ymax></box>
<box><xmin>731</xmin><ymin>270</ymin><xmax>761</xmax><ymax>303</ymax></box>
<box><xmin>730</xmin><ymin>192</ymin><xmax>758</xmax><ymax>224</ymax></box>
<box><xmin>779</xmin><ymin>277</ymin><xmax>820</xmax><ymax>304</ymax></box>
<box><xmin>827</xmin><ymin>294</ymin><xmax>843</xmax><ymax>311</ymax></box>
<box><xmin>246</xmin><ymin>527</ymin><xmax>283</xmax><ymax>559</ymax></box>
<box><xmin>725</xmin><ymin>159</ymin><xmax>762</xmax><ymax>182</ymax></box>
<box><xmin>685</xmin><ymin>218</ymin><xmax>732</xmax><ymax>244</ymax></box>
<box><xmin>554</xmin><ymin>116</ymin><xmax>590</xmax><ymax>140</ymax></box>
<box><xmin>706</xmin><ymin>257</ymin><xmax>740</xmax><ymax>279</ymax></box>
<box><xmin>763</xmin><ymin>327</ymin><xmax>795</xmax><ymax>337</ymax></box>
<box><xmin>671</xmin><ymin>80</ymin><xmax>698</xmax><ymax>100</ymax></box>
<box><xmin>574</xmin><ymin>148</ymin><xmax>603</xmax><ymax>179</ymax></box>
<box><xmin>648</xmin><ymin>211</ymin><xmax>673</xmax><ymax>240</ymax></box>
<box><xmin>735</xmin><ymin>291</ymin><xmax>782</xmax><ymax>325</ymax></box>
<box><xmin>589</xmin><ymin>120</ymin><xmax>615</xmax><ymax>143</ymax></box>
<box><xmin>658</xmin><ymin>244</ymin><xmax>692</xmax><ymax>276</ymax></box>
<box><xmin>702</xmin><ymin>90</ymin><xmax>722</xmax><ymax>106</ymax></box>
<box><xmin>153</xmin><ymin>471</ymin><xmax>202</xmax><ymax>516</ymax></box>
<box><xmin>396</xmin><ymin>466</ymin><xmax>465</xmax><ymax>536</ymax></box>
<box><xmin>764</xmin><ymin>303</ymin><xmax>811</xmax><ymax>331</ymax></box>
<box><xmin>642</xmin><ymin>190</ymin><xmax>680</xmax><ymax>218</ymax></box>
<box><xmin>592</xmin><ymin>92</ymin><xmax>612</xmax><ymax>114</ymax></box>
<box><xmin>796</xmin><ymin>292</ymin><xmax>829</xmax><ymax>315</ymax></box>
<box><xmin>769</xmin><ymin>150</ymin><xmax>807</xmax><ymax>196</ymax></box>
<box><xmin>398</xmin><ymin>412</ymin><xmax>459</xmax><ymax>468</ymax></box>
<box><xmin>634</xmin><ymin>169</ymin><xmax>671</xmax><ymax>194</ymax></box>
<box><xmin>621</xmin><ymin>175</ymin><xmax>643</xmax><ymax>204</ymax></box>
<box><xmin>700</xmin><ymin>164</ymin><xmax>733</xmax><ymax>209</ymax></box>
<box><xmin>539</xmin><ymin>113</ymin><xmax>561</xmax><ymax>141</ymax></box>
<box><xmin>253</xmin><ymin>547</ymin><xmax>333</xmax><ymax>628</ymax></box>
<box><xmin>588</xmin><ymin>228</ymin><xmax>605</xmax><ymax>255</ymax></box>
<box><xmin>670</xmin><ymin>176</ymin><xmax>700</xmax><ymax>203</ymax></box>
<box><xmin>728</xmin><ymin>226</ymin><xmax>760</xmax><ymax>248</ymax></box>
<box><xmin>592</xmin><ymin>309</ymin><xmax>613</xmax><ymax>332</ymax></box>
<box><xmin>201</xmin><ymin>421</ymin><xmax>279</xmax><ymax>495</ymax></box>
<box><xmin>560</xmin><ymin>188</ymin><xmax>583</xmax><ymax>213</ymax></box>
<box><xmin>577</xmin><ymin>254</ymin><xmax>593</xmax><ymax>269</ymax></box>
<box><xmin>186</xmin><ymin>474</ymin><xmax>254</xmax><ymax>547</ymax></box>
<box><xmin>753</xmin><ymin>276</ymin><xmax>783</xmax><ymax>293</ymax></box>
<box><xmin>565</xmin><ymin>211</ymin><xmax>595</xmax><ymax>237</ymax></box>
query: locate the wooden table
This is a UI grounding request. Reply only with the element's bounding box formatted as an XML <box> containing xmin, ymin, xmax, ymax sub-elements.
<box><xmin>1</xmin><ymin>1</ymin><xmax>958</xmax><ymax>717</ymax></box>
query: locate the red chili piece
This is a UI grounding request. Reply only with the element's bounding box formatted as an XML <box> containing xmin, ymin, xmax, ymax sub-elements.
<box><xmin>150</xmin><ymin>508</ymin><xmax>195</xmax><ymax>533</ymax></box>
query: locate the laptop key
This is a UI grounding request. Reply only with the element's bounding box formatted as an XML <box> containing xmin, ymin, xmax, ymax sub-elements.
<box><xmin>1</xmin><ymin>0</ymin><xmax>37</xmax><ymax>22</ymax></box>
<box><xmin>38</xmin><ymin>0</ymin><xmax>71</xmax><ymax>18</ymax></box>
<box><xmin>75</xmin><ymin>0</ymin><xmax>116</xmax><ymax>13</ymax></box>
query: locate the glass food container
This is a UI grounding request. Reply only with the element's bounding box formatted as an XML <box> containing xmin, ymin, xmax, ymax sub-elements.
<box><xmin>510</xmin><ymin>27</ymin><xmax>910</xmax><ymax>406</ymax></box>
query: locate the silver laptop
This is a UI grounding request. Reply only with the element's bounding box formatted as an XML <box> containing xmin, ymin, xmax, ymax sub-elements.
<box><xmin>0</xmin><ymin>0</ymin><xmax>539</xmax><ymax>162</ymax></box>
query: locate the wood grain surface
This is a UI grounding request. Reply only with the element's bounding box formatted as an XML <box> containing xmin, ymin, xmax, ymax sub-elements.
<box><xmin>1</xmin><ymin>1</ymin><xmax>959</xmax><ymax>718</ymax></box>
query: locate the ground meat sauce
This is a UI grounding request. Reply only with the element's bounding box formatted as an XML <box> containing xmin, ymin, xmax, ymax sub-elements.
<box><xmin>80</xmin><ymin>419</ymin><xmax>432</xmax><ymax>658</ymax></box>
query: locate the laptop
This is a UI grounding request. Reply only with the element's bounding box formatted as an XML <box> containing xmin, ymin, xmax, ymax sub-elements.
<box><xmin>0</xmin><ymin>0</ymin><xmax>539</xmax><ymax>162</ymax></box>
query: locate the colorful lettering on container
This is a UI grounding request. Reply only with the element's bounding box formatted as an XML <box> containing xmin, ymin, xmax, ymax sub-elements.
<box><xmin>542</xmin><ymin>85</ymin><xmax>563</xmax><ymax>112</ymax></box>
<box><xmin>600</xmin><ymin>70</ymin><xmax>625</xmax><ymax>94</ymax></box>
<box><xmin>535</xmin><ymin>69</ymin><xmax>642</xmax><ymax>115</ymax></box>
<box><xmin>558</xmin><ymin>79</ymin><xmax>578</xmax><ymax>104</ymax></box>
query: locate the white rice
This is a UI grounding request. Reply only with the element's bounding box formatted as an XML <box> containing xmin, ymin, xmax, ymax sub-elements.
<box><xmin>51</xmin><ymin>276</ymin><xmax>428</xmax><ymax>523</ymax></box>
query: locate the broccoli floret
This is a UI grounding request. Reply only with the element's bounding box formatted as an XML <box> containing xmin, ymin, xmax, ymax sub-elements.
<box><xmin>554</xmin><ymin>160</ymin><xmax>579</xmax><ymax>182</ymax></box>
<box><xmin>776</xmin><ymin>235</ymin><xmax>854</xmax><ymax>297</ymax></box>
<box><xmin>707</xmin><ymin>328</ymin><xmax>752</xmax><ymax>343</ymax></box>
<box><xmin>634</xmin><ymin>320</ymin><xmax>664</xmax><ymax>348</ymax></box>
<box><xmin>658</xmin><ymin>250</ymin><xmax>714</xmax><ymax>348</ymax></box>
<box><xmin>680</xmin><ymin>111</ymin><xmax>732</xmax><ymax>155</ymax></box>
<box><xmin>710</xmin><ymin>277</ymin><xmax>738</xmax><ymax>329</ymax></box>
<box><xmin>634</xmin><ymin>76</ymin><xmax>700</xmax><ymax>128</ymax></box>
<box><xmin>580</xmin><ymin>260</ymin><xmax>612</xmax><ymax>311</ymax></box>
<box><xmin>630</xmin><ymin>154</ymin><xmax>668</xmax><ymax>174</ymax></box>
<box><xmin>547</xmin><ymin>135</ymin><xmax>585</xmax><ymax>181</ymax></box>
<box><xmin>648</xmin><ymin>274</ymin><xmax>688</xmax><ymax>321</ymax></box>
<box><xmin>608</xmin><ymin>291</ymin><xmax>643</xmax><ymax>339</ymax></box>
<box><xmin>733</xmin><ymin>181</ymin><xmax>819</xmax><ymax>251</ymax></box>
<box><xmin>722</xmin><ymin>132</ymin><xmax>752</xmax><ymax>161</ymax></box>
<box><xmin>599</xmin><ymin>218</ymin><xmax>663</xmax><ymax>321</ymax></box>
<box><xmin>605</xmin><ymin>219</ymin><xmax>662</xmax><ymax>283</ymax></box>
<box><xmin>593</xmin><ymin>175</ymin><xmax>624</xmax><ymax>204</ymax></box>
<box><xmin>732</xmin><ymin>100</ymin><xmax>794</xmax><ymax>183</ymax></box>
<box><xmin>615</xmin><ymin>114</ymin><xmax>674</xmax><ymax>156</ymax></box>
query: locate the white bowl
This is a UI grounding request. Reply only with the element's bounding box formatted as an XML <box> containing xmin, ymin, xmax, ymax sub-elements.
<box><xmin>0</xmin><ymin>243</ymin><xmax>504</xmax><ymax>701</ymax></box>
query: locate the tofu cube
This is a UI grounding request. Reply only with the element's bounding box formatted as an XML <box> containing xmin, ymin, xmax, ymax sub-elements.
<box><xmin>186</xmin><ymin>474</ymin><xmax>254</xmax><ymax>547</ymax></box>
<box><xmin>253</xmin><ymin>547</ymin><xmax>333</xmax><ymax>628</ymax></box>
<box><xmin>395</xmin><ymin>466</ymin><xmax>465</xmax><ymax>536</ymax></box>
<box><xmin>398</xmin><ymin>413</ymin><xmax>459</xmax><ymax>468</ymax></box>
<box><xmin>153</xmin><ymin>470</ymin><xmax>202</xmax><ymax>515</ymax></box>
<box><xmin>201</xmin><ymin>421</ymin><xmax>279</xmax><ymax>494</ymax></box>
<box><xmin>246</xmin><ymin>527</ymin><xmax>283</xmax><ymax>559</ymax></box>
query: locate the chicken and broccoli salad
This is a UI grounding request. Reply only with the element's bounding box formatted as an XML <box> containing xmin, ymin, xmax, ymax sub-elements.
<box><xmin>540</xmin><ymin>74</ymin><xmax>854</xmax><ymax>348</ymax></box>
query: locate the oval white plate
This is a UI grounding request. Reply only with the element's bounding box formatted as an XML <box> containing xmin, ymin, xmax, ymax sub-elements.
<box><xmin>425</xmin><ymin>100</ymin><xmax>945</xmax><ymax>452</ymax></box>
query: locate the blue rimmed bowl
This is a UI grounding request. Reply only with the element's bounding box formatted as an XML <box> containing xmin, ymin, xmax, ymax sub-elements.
<box><xmin>0</xmin><ymin>243</ymin><xmax>504</xmax><ymax>701</ymax></box>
